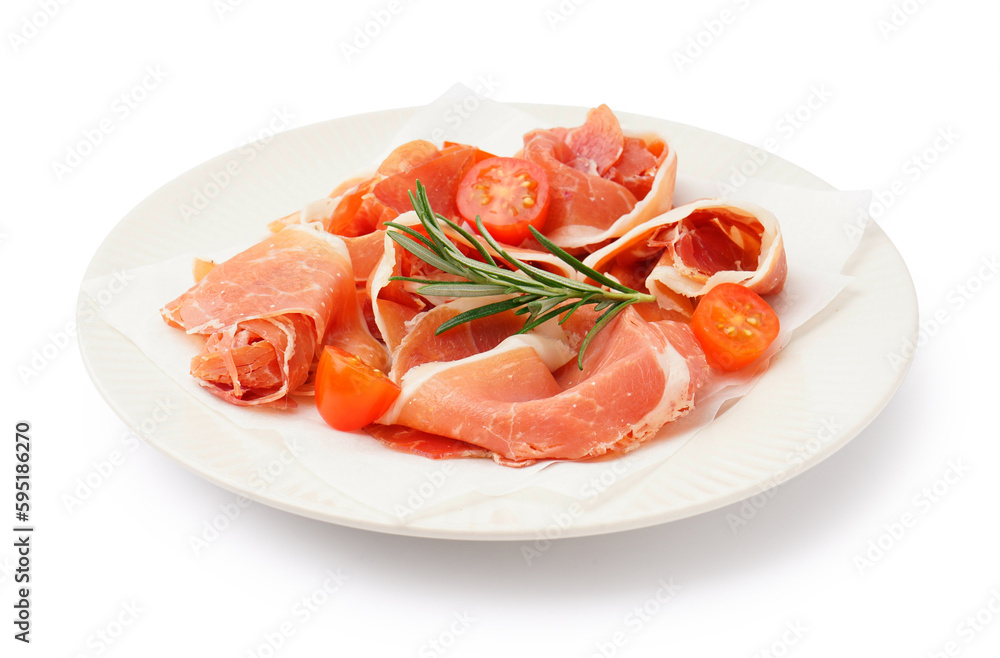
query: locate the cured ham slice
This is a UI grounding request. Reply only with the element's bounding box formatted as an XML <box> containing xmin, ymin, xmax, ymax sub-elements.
<box><xmin>161</xmin><ymin>225</ymin><xmax>388</xmax><ymax>406</ymax></box>
<box><xmin>521</xmin><ymin>105</ymin><xmax>677</xmax><ymax>251</ymax></box>
<box><xmin>606</xmin><ymin>137</ymin><xmax>666</xmax><ymax>201</ymax></box>
<box><xmin>378</xmin><ymin>307</ymin><xmax>708</xmax><ymax>464</ymax></box>
<box><xmin>188</xmin><ymin>315</ymin><xmax>315</xmax><ymax>403</ymax></box>
<box><xmin>561</xmin><ymin>104</ymin><xmax>625</xmax><ymax>176</ymax></box>
<box><xmin>364</xmin><ymin>425</ymin><xmax>492</xmax><ymax>460</ymax></box>
<box><xmin>521</xmin><ymin>129</ymin><xmax>634</xmax><ymax>241</ymax></box>
<box><xmin>268</xmin><ymin>139</ymin><xmax>450</xmax><ymax>235</ymax></box>
<box><xmin>377</xmin><ymin>139</ymin><xmax>442</xmax><ymax>177</ymax></box>
<box><xmin>373</xmin><ymin>143</ymin><xmax>494</xmax><ymax>221</ymax></box>
<box><xmin>584</xmin><ymin>199</ymin><xmax>787</xmax><ymax>304</ymax></box>
<box><xmin>389</xmin><ymin>305</ymin><xmax>525</xmax><ymax>377</ymax></box>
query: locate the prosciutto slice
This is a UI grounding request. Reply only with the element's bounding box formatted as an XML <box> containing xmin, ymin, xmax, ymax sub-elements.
<box><xmin>364</xmin><ymin>425</ymin><xmax>492</xmax><ymax>460</ymax></box>
<box><xmin>521</xmin><ymin>105</ymin><xmax>677</xmax><ymax>251</ymax></box>
<box><xmin>161</xmin><ymin>225</ymin><xmax>387</xmax><ymax>406</ymax></box>
<box><xmin>377</xmin><ymin>307</ymin><xmax>708</xmax><ymax>464</ymax></box>
<box><xmin>584</xmin><ymin>199</ymin><xmax>787</xmax><ymax>304</ymax></box>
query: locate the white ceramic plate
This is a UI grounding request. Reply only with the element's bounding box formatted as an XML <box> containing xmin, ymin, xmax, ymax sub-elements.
<box><xmin>78</xmin><ymin>103</ymin><xmax>917</xmax><ymax>540</ymax></box>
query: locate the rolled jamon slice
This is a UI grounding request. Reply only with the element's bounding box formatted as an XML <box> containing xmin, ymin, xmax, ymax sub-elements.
<box><xmin>584</xmin><ymin>199</ymin><xmax>787</xmax><ymax>304</ymax></box>
<box><xmin>161</xmin><ymin>225</ymin><xmax>387</xmax><ymax>406</ymax></box>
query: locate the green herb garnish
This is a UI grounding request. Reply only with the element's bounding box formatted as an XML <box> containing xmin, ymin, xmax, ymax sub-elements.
<box><xmin>384</xmin><ymin>181</ymin><xmax>655</xmax><ymax>369</ymax></box>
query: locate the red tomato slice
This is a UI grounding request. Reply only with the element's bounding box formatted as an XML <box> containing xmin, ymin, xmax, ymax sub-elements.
<box><xmin>456</xmin><ymin>157</ymin><xmax>550</xmax><ymax>245</ymax></box>
<box><xmin>315</xmin><ymin>346</ymin><xmax>400</xmax><ymax>431</ymax></box>
<box><xmin>690</xmin><ymin>283</ymin><xmax>780</xmax><ymax>371</ymax></box>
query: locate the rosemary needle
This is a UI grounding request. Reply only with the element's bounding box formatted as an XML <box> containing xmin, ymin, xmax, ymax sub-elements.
<box><xmin>384</xmin><ymin>181</ymin><xmax>656</xmax><ymax>369</ymax></box>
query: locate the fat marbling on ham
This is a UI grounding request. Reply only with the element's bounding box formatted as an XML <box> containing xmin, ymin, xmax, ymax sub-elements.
<box><xmin>583</xmin><ymin>199</ymin><xmax>788</xmax><ymax>302</ymax></box>
<box><xmin>520</xmin><ymin>104</ymin><xmax>678</xmax><ymax>251</ymax></box>
<box><xmin>377</xmin><ymin>306</ymin><xmax>708</xmax><ymax>464</ymax></box>
<box><xmin>161</xmin><ymin>225</ymin><xmax>387</xmax><ymax>406</ymax></box>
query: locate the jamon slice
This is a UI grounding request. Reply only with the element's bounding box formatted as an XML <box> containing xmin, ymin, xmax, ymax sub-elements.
<box><xmin>267</xmin><ymin>140</ymin><xmax>448</xmax><ymax>236</ymax></box>
<box><xmin>521</xmin><ymin>129</ymin><xmax>635</xmax><ymax>239</ymax></box>
<box><xmin>268</xmin><ymin>191</ymin><xmax>392</xmax><ymax>283</ymax></box>
<box><xmin>161</xmin><ymin>225</ymin><xmax>387</xmax><ymax>406</ymax></box>
<box><xmin>561</xmin><ymin>104</ymin><xmax>625</xmax><ymax>176</ymax></box>
<box><xmin>377</xmin><ymin>307</ymin><xmax>708</xmax><ymax>464</ymax></box>
<box><xmin>521</xmin><ymin>106</ymin><xmax>677</xmax><ymax>251</ymax></box>
<box><xmin>583</xmin><ymin>199</ymin><xmax>787</xmax><ymax>302</ymax></box>
<box><xmin>364</xmin><ymin>425</ymin><xmax>492</xmax><ymax>460</ymax></box>
<box><xmin>373</xmin><ymin>143</ymin><xmax>492</xmax><ymax>222</ymax></box>
<box><xmin>390</xmin><ymin>305</ymin><xmax>526</xmax><ymax>378</ymax></box>
<box><xmin>267</xmin><ymin>174</ymin><xmax>384</xmax><ymax>234</ymax></box>
<box><xmin>377</xmin><ymin>139</ymin><xmax>443</xmax><ymax>177</ymax></box>
<box><xmin>188</xmin><ymin>315</ymin><xmax>315</xmax><ymax>404</ymax></box>
<box><xmin>605</xmin><ymin>136</ymin><xmax>665</xmax><ymax>201</ymax></box>
<box><xmin>315</xmin><ymin>138</ymin><xmax>463</xmax><ymax>237</ymax></box>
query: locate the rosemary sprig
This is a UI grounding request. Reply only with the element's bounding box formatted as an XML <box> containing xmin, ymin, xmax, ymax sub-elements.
<box><xmin>384</xmin><ymin>181</ymin><xmax>656</xmax><ymax>368</ymax></box>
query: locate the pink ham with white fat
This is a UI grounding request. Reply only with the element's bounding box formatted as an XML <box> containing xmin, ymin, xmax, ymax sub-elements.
<box><xmin>520</xmin><ymin>105</ymin><xmax>678</xmax><ymax>251</ymax></box>
<box><xmin>584</xmin><ymin>199</ymin><xmax>787</xmax><ymax>306</ymax></box>
<box><xmin>376</xmin><ymin>306</ymin><xmax>708</xmax><ymax>464</ymax></box>
<box><xmin>161</xmin><ymin>225</ymin><xmax>387</xmax><ymax>406</ymax></box>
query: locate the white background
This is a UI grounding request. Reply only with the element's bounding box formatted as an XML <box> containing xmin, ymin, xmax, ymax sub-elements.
<box><xmin>3</xmin><ymin>0</ymin><xmax>999</xmax><ymax>656</ymax></box>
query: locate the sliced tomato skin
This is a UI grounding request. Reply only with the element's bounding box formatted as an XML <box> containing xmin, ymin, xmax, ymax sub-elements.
<box><xmin>456</xmin><ymin>156</ymin><xmax>550</xmax><ymax>245</ymax></box>
<box><xmin>315</xmin><ymin>346</ymin><xmax>400</xmax><ymax>431</ymax></box>
<box><xmin>690</xmin><ymin>283</ymin><xmax>780</xmax><ymax>371</ymax></box>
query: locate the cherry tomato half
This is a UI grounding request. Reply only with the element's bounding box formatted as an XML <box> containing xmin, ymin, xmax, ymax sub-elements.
<box><xmin>691</xmin><ymin>283</ymin><xmax>780</xmax><ymax>371</ymax></box>
<box><xmin>314</xmin><ymin>346</ymin><xmax>401</xmax><ymax>431</ymax></box>
<box><xmin>456</xmin><ymin>156</ymin><xmax>550</xmax><ymax>245</ymax></box>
